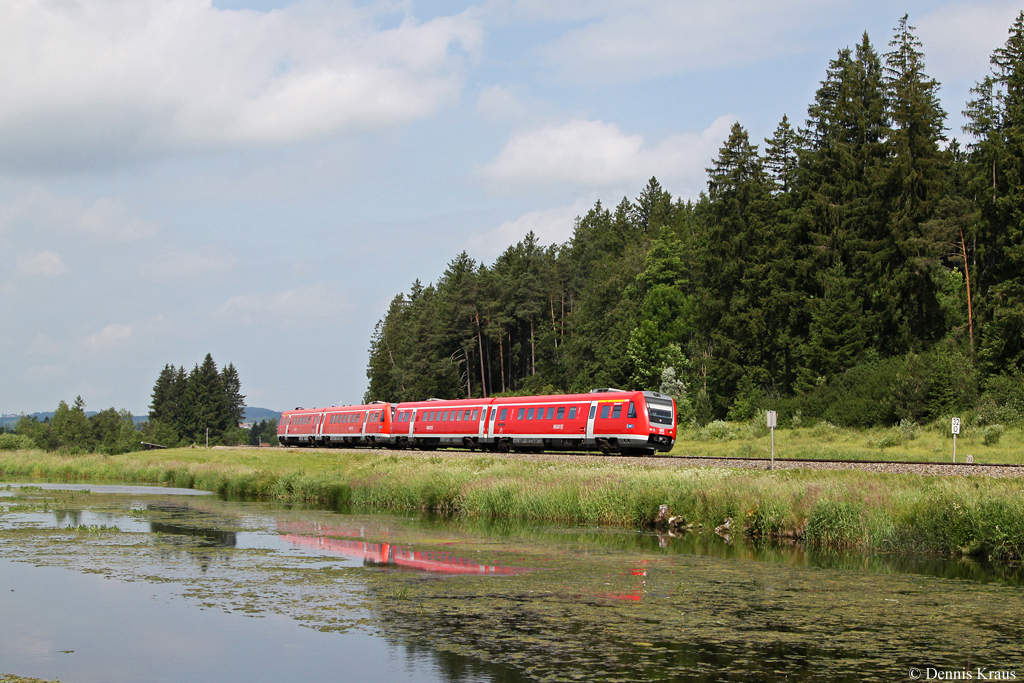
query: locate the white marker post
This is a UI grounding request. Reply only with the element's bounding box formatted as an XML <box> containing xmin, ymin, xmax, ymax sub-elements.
<box><xmin>767</xmin><ymin>411</ymin><xmax>777</xmax><ymax>470</ymax></box>
<box><xmin>951</xmin><ymin>417</ymin><xmax>960</xmax><ymax>463</ymax></box>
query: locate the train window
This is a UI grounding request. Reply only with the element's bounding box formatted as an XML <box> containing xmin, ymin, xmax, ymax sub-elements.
<box><xmin>500</xmin><ymin>408</ymin><xmax>507</xmax><ymax>420</ymax></box>
<box><xmin>600</xmin><ymin>405</ymin><xmax>610</xmax><ymax>419</ymax></box>
<box><xmin>464</xmin><ymin>410</ymin><xmax>472</xmax><ymax>420</ymax></box>
<box><xmin>568</xmin><ymin>407</ymin><xmax>577</xmax><ymax>419</ymax></box>
<box><xmin>612</xmin><ymin>404</ymin><xmax>622</xmax><ymax>419</ymax></box>
<box><xmin>526</xmin><ymin>408</ymin><xmax>534</xmax><ymax>420</ymax></box>
<box><xmin>545</xmin><ymin>407</ymin><xmax>555</xmax><ymax>420</ymax></box>
<box><xmin>516</xmin><ymin>408</ymin><xmax>525</xmax><ymax>420</ymax></box>
<box><xmin>589</xmin><ymin>406</ymin><xmax>596</xmax><ymax>419</ymax></box>
<box><xmin>556</xmin><ymin>407</ymin><xmax>565</xmax><ymax>419</ymax></box>
<box><xmin>439</xmin><ymin>411</ymin><xmax>446</xmax><ymax>422</ymax></box>
<box><xmin>628</xmin><ymin>402</ymin><xmax>637</xmax><ymax>418</ymax></box>
<box><xmin>472</xmin><ymin>409</ymin><xmax>479</xmax><ymax>420</ymax></box>
<box><xmin>357</xmin><ymin>415</ymin><xmax>362</xmax><ymax>422</ymax></box>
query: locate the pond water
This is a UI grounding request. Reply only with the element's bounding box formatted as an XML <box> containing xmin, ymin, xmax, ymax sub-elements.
<box><xmin>1</xmin><ymin>482</ymin><xmax>1023</xmax><ymax>682</ymax></box>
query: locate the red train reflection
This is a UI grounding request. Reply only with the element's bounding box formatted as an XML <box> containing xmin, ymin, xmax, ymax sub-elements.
<box><xmin>277</xmin><ymin>521</ymin><xmax>528</xmax><ymax>575</ymax></box>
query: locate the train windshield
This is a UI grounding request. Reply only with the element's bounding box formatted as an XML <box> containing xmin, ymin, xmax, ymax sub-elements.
<box><xmin>645</xmin><ymin>396</ymin><xmax>675</xmax><ymax>426</ymax></box>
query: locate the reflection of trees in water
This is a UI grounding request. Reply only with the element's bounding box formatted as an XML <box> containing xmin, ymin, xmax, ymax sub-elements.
<box><xmin>144</xmin><ymin>503</ymin><xmax>239</xmax><ymax>574</ymax></box>
<box><xmin>391</xmin><ymin>637</ymin><xmax>528</xmax><ymax>683</ymax></box>
<box><xmin>54</xmin><ymin>508</ymin><xmax>81</xmax><ymax>527</ymax></box>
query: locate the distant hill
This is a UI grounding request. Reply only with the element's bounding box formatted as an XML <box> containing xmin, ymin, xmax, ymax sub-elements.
<box><xmin>2</xmin><ymin>406</ymin><xmax>281</xmax><ymax>431</ymax></box>
<box><xmin>244</xmin><ymin>407</ymin><xmax>281</xmax><ymax>423</ymax></box>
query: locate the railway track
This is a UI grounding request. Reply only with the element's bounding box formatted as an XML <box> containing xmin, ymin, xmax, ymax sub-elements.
<box><xmin>226</xmin><ymin>445</ymin><xmax>1024</xmax><ymax>477</ymax></box>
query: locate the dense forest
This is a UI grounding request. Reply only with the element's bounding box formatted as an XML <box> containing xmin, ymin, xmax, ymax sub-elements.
<box><xmin>145</xmin><ymin>353</ymin><xmax>247</xmax><ymax>446</ymax></box>
<box><xmin>366</xmin><ymin>14</ymin><xmax>1024</xmax><ymax>429</ymax></box>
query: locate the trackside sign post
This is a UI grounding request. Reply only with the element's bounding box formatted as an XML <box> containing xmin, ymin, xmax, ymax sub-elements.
<box><xmin>767</xmin><ymin>411</ymin><xmax>777</xmax><ymax>470</ymax></box>
<box><xmin>951</xmin><ymin>417</ymin><xmax>960</xmax><ymax>463</ymax></box>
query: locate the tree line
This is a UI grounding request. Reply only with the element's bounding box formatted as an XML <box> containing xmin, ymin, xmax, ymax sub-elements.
<box><xmin>6</xmin><ymin>354</ymin><xmax>251</xmax><ymax>452</ymax></box>
<box><xmin>365</xmin><ymin>14</ymin><xmax>1024</xmax><ymax>429</ymax></box>
<box><xmin>146</xmin><ymin>353</ymin><xmax>247</xmax><ymax>446</ymax></box>
<box><xmin>10</xmin><ymin>397</ymin><xmax>140</xmax><ymax>454</ymax></box>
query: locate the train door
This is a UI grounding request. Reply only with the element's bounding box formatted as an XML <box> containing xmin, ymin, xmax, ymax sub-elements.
<box><xmin>408</xmin><ymin>409</ymin><xmax>417</xmax><ymax>438</ymax></box>
<box><xmin>489</xmin><ymin>405</ymin><xmax>499</xmax><ymax>440</ymax></box>
<box><xmin>360</xmin><ymin>411</ymin><xmax>368</xmax><ymax>439</ymax></box>
<box><xmin>585</xmin><ymin>400</ymin><xmax>599</xmax><ymax>445</ymax></box>
<box><xmin>478</xmin><ymin>407</ymin><xmax>488</xmax><ymax>442</ymax></box>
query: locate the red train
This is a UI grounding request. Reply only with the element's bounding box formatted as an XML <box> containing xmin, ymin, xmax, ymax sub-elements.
<box><xmin>277</xmin><ymin>389</ymin><xmax>676</xmax><ymax>455</ymax></box>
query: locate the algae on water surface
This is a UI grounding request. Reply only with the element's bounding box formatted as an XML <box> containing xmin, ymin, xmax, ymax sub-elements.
<box><xmin>1</xmin><ymin>488</ymin><xmax>1023</xmax><ymax>682</ymax></box>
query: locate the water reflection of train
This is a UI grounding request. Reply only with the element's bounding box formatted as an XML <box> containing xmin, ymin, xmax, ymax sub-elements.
<box><xmin>278</xmin><ymin>389</ymin><xmax>676</xmax><ymax>456</ymax></box>
<box><xmin>278</xmin><ymin>522</ymin><xmax>527</xmax><ymax>576</ymax></box>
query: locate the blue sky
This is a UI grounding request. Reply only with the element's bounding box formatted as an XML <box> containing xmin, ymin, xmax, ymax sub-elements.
<box><xmin>1</xmin><ymin>0</ymin><xmax>1019</xmax><ymax>415</ymax></box>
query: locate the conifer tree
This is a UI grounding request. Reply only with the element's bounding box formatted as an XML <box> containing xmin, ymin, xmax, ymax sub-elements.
<box><xmin>964</xmin><ymin>11</ymin><xmax>1024</xmax><ymax>373</ymax></box>
<box><xmin>874</xmin><ymin>15</ymin><xmax>947</xmax><ymax>353</ymax></box>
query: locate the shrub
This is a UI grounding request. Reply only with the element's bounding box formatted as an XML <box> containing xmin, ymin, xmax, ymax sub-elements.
<box><xmin>810</xmin><ymin>421</ymin><xmax>839</xmax><ymax>444</ymax></box>
<box><xmin>981</xmin><ymin>424</ymin><xmax>1005</xmax><ymax>447</ymax></box>
<box><xmin>896</xmin><ymin>419</ymin><xmax>920</xmax><ymax>442</ymax></box>
<box><xmin>975</xmin><ymin>373</ymin><xmax>1024</xmax><ymax>426</ymax></box>
<box><xmin>867</xmin><ymin>429</ymin><xmax>902</xmax><ymax>449</ymax></box>
<box><xmin>697</xmin><ymin>420</ymin><xmax>737</xmax><ymax>442</ymax></box>
<box><xmin>0</xmin><ymin>433</ymin><xmax>36</xmax><ymax>450</ymax></box>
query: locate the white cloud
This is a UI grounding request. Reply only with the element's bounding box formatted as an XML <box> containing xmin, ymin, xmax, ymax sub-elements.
<box><xmin>520</xmin><ymin>0</ymin><xmax>826</xmax><ymax>80</ymax></box>
<box><xmin>467</xmin><ymin>199</ymin><xmax>590</xmax><ymax>257</ymax></box>
<box><xmin>0</xmin><ymin>0</ymin><xmax>481</xmax><ymax>171</ymax></box>
<box><xmin>16</xmin><ymin>251</ymin><xmax>67</xmax><ymax>276</ymax></box>
<box><xmin>918</xmin><ymin>3</ymin><xmax>1022</xmax><ymax>81</ymax></box>
<box><xmin>77</xmin><ymin>198</ymin><xmax>160</xmax><ymax>241</ymax></box>
<box><xmin>481</xmin><ymin>116</ymin><xmax>733</xmax><ymax>197</ymax></box>
<box><xmin>477</xmin><ymin>85</ymin><xmax>528</xmax><ymax>121</ymax></box>
<box><xmin>84</xmin><ymin>323</ymin><xmax>134</xmax><ymax>352</ymax></box>
<box><xmin>0</xmin><ymin>190</ymin><xmax>159</xmax><ymax>242</ymax></box>
<box><xmin>138</xmin><ymin>247</ymin><xmax>237</xmax><ymax>282</ymax></box>
<box><xmin>216</xmin><ymin>283</ymin><xmax>350</xmax><ymax>328</ymax></box>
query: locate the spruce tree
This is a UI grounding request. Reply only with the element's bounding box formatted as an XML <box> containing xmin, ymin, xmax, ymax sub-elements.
<box><xmin>874</xmin><ymin>14</ymin><xmax>947</xmax><ymax>353</ymax></box>
<box><xmin>965</xmin><ymin>11</ymin><xmax>1024</xmax><ymax>373</ymax></box>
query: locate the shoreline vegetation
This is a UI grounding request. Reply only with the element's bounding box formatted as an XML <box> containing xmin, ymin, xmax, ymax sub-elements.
<box><xmin>2</xmin><ymin>426</ymin><xmax>1024</xmax><ymax>561</ymax></box>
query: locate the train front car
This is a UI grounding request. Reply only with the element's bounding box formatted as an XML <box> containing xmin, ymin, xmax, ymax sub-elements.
<box><xmin>486</xmin><ymin>389</ymin><xmax>677</xmax><ymax>455</ymax></box>
<box><xmin>640</xmin><ymin>391</ymin><xmax>676</xmax><ymax>453</ymax></box>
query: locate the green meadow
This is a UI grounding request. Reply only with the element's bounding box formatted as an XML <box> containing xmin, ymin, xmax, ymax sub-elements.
<box><xmin>1</xmin><ymin>435</ymin><xmax>1023</xmax><ymax>560</ymax></box>
<box><xmin>670</xmin><ymin>420</ymin><xmax>1024</xmax><ymax>464</ymax></box>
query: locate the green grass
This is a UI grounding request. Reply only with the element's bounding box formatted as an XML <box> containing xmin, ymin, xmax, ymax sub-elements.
<box><xmin>669</xmin><ymin>420</ymin><xmax>1024</xmax><ymax>464</ymax></box>
<box><xmin>1</xmin><ymin>446</ymin><xmax>1023</xmax><ymax>559</ymax></box>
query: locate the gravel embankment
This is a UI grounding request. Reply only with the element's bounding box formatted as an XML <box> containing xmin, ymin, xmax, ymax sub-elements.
<box><xmin>231</xmin><ymin>446</ymin><xmax>1024</xmax><ymax>478</ymax></box>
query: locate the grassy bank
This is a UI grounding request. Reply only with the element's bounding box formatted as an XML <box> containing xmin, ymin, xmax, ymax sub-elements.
<box><xmin>1</xmin><ymin>447</ymin><xmax>1023</xmax><ymax>560</ymax></box>
<box><xmin>670</xmin><ymin>420</ymin><xmax>1024</xmax><ymax>464</ymax></box>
